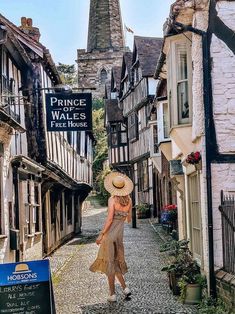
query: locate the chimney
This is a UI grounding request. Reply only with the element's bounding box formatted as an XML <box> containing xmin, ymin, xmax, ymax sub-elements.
<box><xmin>19</xmin><ymin>17</ymin><xmax>41</xmax><ymax>42</ymax></box>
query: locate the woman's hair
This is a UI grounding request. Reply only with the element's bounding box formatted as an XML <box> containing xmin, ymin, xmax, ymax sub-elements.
<box><xmin>114</xmin><ymin>195</ymin><xmax>130</xmax><ymax>206</ymax></box>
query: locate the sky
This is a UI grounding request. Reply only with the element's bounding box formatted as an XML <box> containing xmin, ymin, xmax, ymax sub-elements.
<box><xmin>0</xmin><ymin>0</ymin><xmax>174</xmax><ymax>65</ymax></box>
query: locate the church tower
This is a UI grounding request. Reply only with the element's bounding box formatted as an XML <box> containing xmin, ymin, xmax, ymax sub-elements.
<box><xmin>77</xmin><ymin>0</ymin><xmax>127</xmax><ymax>99</ymax></box>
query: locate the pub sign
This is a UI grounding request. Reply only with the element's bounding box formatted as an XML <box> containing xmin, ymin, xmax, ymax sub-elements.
<box><xmin>46</xmin><ymin>93</ymin><xmax>92</xmax><ymax>131</ymax></box>
<box><xmin>0</xmin><ymin>259</ymin><xmax>55</xmax><ymax>314</ymax></box>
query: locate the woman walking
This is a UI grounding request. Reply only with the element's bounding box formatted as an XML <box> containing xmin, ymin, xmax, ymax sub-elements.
<box><xmin>89</xmin><ymin>171</ymin><xmax>133</xmax><ymax>302</ymax></box>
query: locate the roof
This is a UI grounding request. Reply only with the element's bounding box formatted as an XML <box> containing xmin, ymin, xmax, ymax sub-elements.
<box><xmin>111</xmin><ymin>66</ymin><xmax>122</xmax><ymax>93</ymax></box>
<box><xmin>0</xmin><ymin>14</ymin><xmax>61</xmax><ymax>84</ymax></box>
<box><xmin>123</xmin><ymin>52</ymin><xmax>133</xmax><ymax>78</ymax></box>
<box><xmin>105</xmin><ymin>99</ymin><xmax>124</xmax><ymax>123</ymax></box>
<box><xmin>133</xmin><ymin>36</ymin><xmax>163</xmax><ymax>77</ymax></box>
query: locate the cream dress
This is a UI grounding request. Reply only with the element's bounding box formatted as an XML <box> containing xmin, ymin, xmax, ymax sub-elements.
<box><xmin>89</xmin><ymin>201</ymin><xmax>129</xmax><ymax>276</ymax></box>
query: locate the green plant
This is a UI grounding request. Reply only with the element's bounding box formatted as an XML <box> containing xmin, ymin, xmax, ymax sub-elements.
<box><xmin>135</xmin><ymin>203</ymin><xmax>149</xmax><ymax>213</ymax></box>
<box><xmin>178</xmin><ymin>274</ymin><xmax>206</xmax><ymax>303</ymax></box>
<box><xmin>96</xmin><ymin>168</ymin><xmax>111</xmax><ymax>205</ymax></box>
<box><xmin>197</xmin><ymin>297</ymin><xmax>231</xmax><ymax>314</ymax></box>
<box><xmin>160</xmin><ymin>239</ymin><xmax>206</xmax><ymax>301</ymax></box>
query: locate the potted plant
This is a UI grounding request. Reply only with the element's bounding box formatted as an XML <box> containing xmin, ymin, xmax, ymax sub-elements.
<box><xmin>176</xmin><ymin>247</ymin><xmax>206</xmax><ymax>304</ymax></box>
<box><xmin>178</xmin><ymin>272</ymin><xmax>206</xmax><ymax>305</ymax></box>
<box><xmin>135</xmin><ymin>203</ymin><xmax>151</xmax><ymax>219</ymax></box>
<box><xmin>160</xmin><ymin>240</ymin><xmax>189</xmax><ymax>295</ymax></box>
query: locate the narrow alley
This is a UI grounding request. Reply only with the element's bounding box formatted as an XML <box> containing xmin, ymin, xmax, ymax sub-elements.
<box><xmin>51</xmin><ymin>204</ymin><xmax>197</xmax><ymax>314</ymax></box>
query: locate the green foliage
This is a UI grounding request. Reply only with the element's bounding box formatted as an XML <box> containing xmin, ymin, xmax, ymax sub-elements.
<box><xmin>178</xmin><ymin>274</ymin><xmax>206</xmax><ymax>303</ymax></box>
<box><xmin>56</xmin><ymin>63</ymin><xmax>77</xmax><ymax>86</ymax></box>
<box><xmin>92</xmin><ymin>99</ymin><xmax>108</xmax><ymax>196</ymax></box>
<box><xmin>96</xmin><ymin>168</ymin><xmax>111</xmax><ymax>205</ymax></box>
<box><xmin>197</xmin><ymin>297</ymin><xmax>231</xmax><ymax>314</ymax></box>
<box><xmin>160</xmin><ymin>239</ymin><xmax>206</xmax><ymax>303</ymax></box>
<box><xmin>135</xmin><ymin>203</ymin><xmax>149</xmax><ymax>213</ymax></box>
<box><xmin>92</xmin><ymin>98</ymin><xmax>105</xmax><ymax>110</ymax></box>
<box><xmin>92</xmin><ymin>103</ymin><xmax>108</xmax><ymax>182</ymax></box>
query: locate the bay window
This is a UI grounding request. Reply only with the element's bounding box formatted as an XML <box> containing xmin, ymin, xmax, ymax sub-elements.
<box><xmin>167</xmin><ymin>35</ymin><xmax>192</xmax><ymax>126</ymax></box>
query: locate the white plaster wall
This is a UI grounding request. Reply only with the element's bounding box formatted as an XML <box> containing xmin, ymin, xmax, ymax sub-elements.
<box><xmin>211</xmin><ymin>163</ymin><xmax>235</xmax><ymax>269</ymax></box>
<box><xmin>211</xmin><ymin>2</ymin><xmax>235</xmax><ymax>153</ymax></box>
<box><xmin>191</xmin><ymin>9</ymin><xmax>209</xmax><ymax>140</ymax></box>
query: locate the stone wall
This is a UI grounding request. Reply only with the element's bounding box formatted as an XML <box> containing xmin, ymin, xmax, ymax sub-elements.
<box><xmin>87</xmin><ymin>0</ymin><xmax>124</xmax><ymax>52</ymax></box>
<box><xmin>216</xmin><ymin>270</ymin><xmax>235</xmax><ymax>311</ymax></box>
<box><xmin>77</xmin><ymin>49</ymin><xmax>125</xmax><ymax>100</ymax></box>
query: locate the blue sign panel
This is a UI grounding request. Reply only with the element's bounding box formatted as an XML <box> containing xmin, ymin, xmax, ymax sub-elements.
<box><xmin>0</xmin><ymin>260</ymin><xmax>55</xmax><ymax>314</ymax></box>
<box><xmin>0</xmin><ymin>260</ymin><xmax>50</xmax><ymax>286</ymax></box>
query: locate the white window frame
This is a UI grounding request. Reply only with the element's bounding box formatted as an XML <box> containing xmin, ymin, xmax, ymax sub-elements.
<box><xmin>166</xmin><ymin>34</ymin><xmax>192</xmax><ymax>127</ymax></box>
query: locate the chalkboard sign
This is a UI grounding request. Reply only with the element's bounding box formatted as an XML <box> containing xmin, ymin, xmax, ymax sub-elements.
<box><xmin>46</xmin><ymin>92</ymin><xmax>92</xmax><ymax>132</ymax></box>
<box><xmin>0</xmin><ymin>260</ymin><xmax>56</xmax><ymax>314</ymax></box>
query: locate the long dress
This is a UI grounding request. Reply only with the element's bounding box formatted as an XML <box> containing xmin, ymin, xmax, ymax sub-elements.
<box><xmin>89</xmin><ymin>208</ymin><xmax>128</xmax><ymax>276</ymax></box>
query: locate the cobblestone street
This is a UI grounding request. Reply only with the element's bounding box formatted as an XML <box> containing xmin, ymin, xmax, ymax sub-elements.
<box><xmin>50</xmin><ymin>206</ymin><xmax>198</xmax><ymax>314</ymax></box>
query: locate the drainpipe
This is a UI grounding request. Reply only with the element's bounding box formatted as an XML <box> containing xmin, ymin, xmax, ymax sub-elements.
<box><xmin>173</xmin><ymin>21</ymin><xmax>217</xmax><ymax>299</ymax></box>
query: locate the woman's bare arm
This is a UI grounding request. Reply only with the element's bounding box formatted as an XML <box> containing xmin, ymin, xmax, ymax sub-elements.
<box><xmin>96</xmin><ymin>197</ymin><xmax>115</xmax><ymax>244</ymax></box>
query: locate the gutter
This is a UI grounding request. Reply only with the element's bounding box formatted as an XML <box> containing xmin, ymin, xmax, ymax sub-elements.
<box><xmin>172</xmin><ymin>21</ymin><xmax>217</xmax><ymax>299</ymax></box>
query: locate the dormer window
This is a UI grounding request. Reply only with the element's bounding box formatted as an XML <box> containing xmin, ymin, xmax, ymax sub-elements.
<box><xmin>100</xmin><ymin>68</ymin><xmax>108</xmax><ymax>84</ymax></box>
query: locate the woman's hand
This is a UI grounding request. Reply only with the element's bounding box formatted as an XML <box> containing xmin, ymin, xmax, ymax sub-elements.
<box><xmin>96</xmin><ymin>233</ymin><xmax>103</xmax><ymax>245</ymax></box>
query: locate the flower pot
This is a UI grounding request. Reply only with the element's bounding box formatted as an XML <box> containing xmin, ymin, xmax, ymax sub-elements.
<box><xmin>137</xmin><ymin>209</ymin><xmax>151</xmax><ymax>219</ymax></box>
<box><xmin>184</xmin><ymin>283</ymin><xmax>202</xmax><ymax>305</ymax></box>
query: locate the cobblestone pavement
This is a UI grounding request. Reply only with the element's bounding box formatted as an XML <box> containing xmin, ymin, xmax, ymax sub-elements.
<box><xmin>51</xmin><ymin>206</ymin><xmax>198</xmax><ymax>314</ymax></box>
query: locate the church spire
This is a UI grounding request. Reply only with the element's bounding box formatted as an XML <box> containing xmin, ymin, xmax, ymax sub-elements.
<box><xmin>87</xmin><ymin>0</ymin><xmax>124</xmax><ymax>52</ymax></box>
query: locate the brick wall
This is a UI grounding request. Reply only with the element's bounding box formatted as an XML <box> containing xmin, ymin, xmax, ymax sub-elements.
<box><xmin>216</xmin><ymin>270</ymin><xmax>235</xmax><ymax>311</ymax></box>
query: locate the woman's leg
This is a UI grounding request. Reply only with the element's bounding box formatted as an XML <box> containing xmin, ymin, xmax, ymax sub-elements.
<box><xmin>107</xmin><ymin>274</ymin><xmax>115</xmax><ymax>295</ymax></box>
<box><xmin>115</xmin><ymin>272</ymin><xmax>126</xmax><ymax>290</ymax></box>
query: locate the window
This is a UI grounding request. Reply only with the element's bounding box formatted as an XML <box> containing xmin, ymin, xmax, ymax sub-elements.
<box><xmin>137</xmin><ymin>160</ymin><xmax>149</xmax><ymax>192</ymax></box>
<box><xmin>188</xmin><ymin>173</ymin><xmax>202</xmax><ymax>261</ymax></box>
<box><xmin>128</xmin><ymin>112</ymin><xmax>138</xmax><ymax>141</ymax></box>
<box><xmin>34</xmin><ymin>185</ymin><xmax>40</xmax><ymax>232</ymax></box>
<box><xmin>100</xmin><ymin>68</ymin><xmax>108</xmax><ymax>84</ymax></box>
<box><xmin>176</xmin><ymin>43</ymin><xmax>189</xmax><ymax>124</ymax></box>
<box><xmin>153</xmin><ymin>125</ymin><xmax>159</xmax><ymax>154</ymax></box>
<box><xmin>167</xmin><ymin>37</ymin><xmax>192</xmax><ymax>126</ymax></box>
<box><xmin>163</xmin><ymin>103</ymin><xmax>169</xmax><ymax>138</ymax></box>
<box><xmin>110</xmin><ymin>124</ymin><xmax>118</xmax><ymax>147</ymax></box>
<box><xmin>110</xmin><ymin>123</ymin><xmax>127</xmax><ymax>147</ymax></box>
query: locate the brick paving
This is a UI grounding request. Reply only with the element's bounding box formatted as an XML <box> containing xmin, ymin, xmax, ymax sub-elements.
<box><xmin>51</xmin><ymin>206</ymin><xmax>198</xmax><ymax>314</ymax></box>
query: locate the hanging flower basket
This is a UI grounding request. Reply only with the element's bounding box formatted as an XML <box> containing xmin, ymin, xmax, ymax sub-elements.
<box><xmin>186</xmin><ymin>152</ymin><xmax>202</xmax><ymax>170</ymax></box>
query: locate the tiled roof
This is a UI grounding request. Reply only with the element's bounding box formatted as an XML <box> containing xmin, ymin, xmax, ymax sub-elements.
<box><xmin>111</xmin><ymin>66</ymin><xmax>122</xmax><ymax>93</ymax></box>
<box><xmin>134</xmin><ymin>36</ymin><xmax>163</xmax><ymax>77</ymax></box>
<box><xmin>0</xmin><ymin>14</ymin><xmax>61</xmax><ymax>84</ymax></box>
<box><xmin>105</xmin><ymin>99</ymin><xmax>124</xmax><ymax>122</ymax></box>
<box><xmin>123</xmin><ymin>52</ymin><xmax>133</xmax><ymax>78</ymax></box>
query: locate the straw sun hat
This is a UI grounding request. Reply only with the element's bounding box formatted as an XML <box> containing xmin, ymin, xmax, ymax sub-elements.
<box><xmin>104</xmin><ymin>172</ymin><xmax>134</xmax><ymax>196</ymax></box>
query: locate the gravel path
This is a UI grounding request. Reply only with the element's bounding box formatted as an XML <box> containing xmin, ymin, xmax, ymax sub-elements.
<box><xmin>51</xmin><ymin>206</ymin><xmax>198</xmax><ymax>314</ymax></box>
